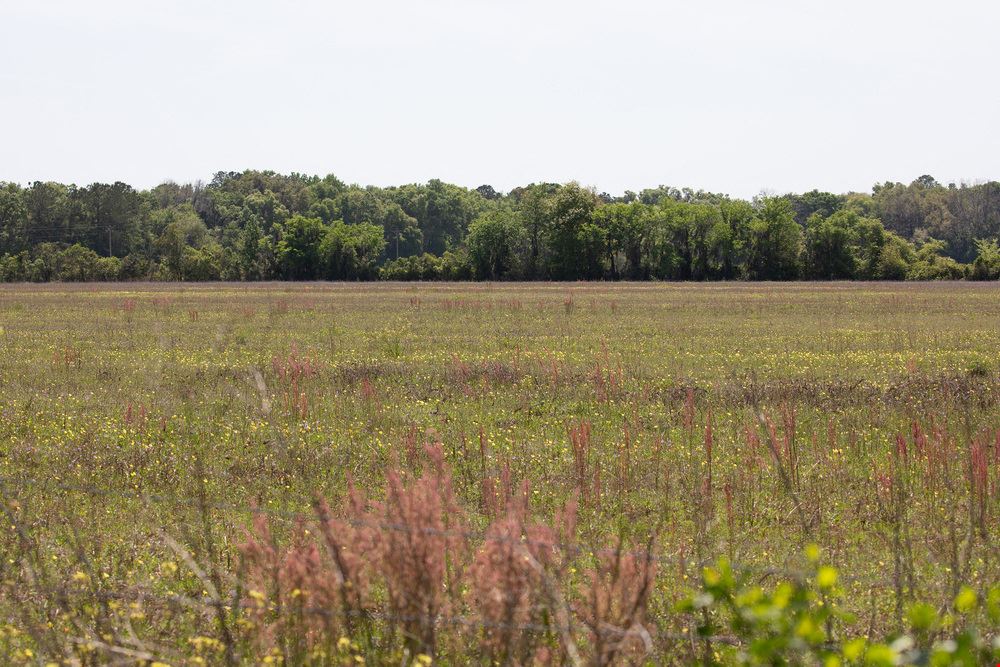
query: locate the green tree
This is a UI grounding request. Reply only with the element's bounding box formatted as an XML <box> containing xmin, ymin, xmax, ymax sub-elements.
<box><xmin>684</xmin><ymin>204</ymin><xmax>726</xmax><ymax>280</ymax></box>
<box><xmin>154</xmin><ymin>206</ymin><xmax>211</xmax><ymax>279</ymax></box>
<box><xmin>319</xmin><ymin>220</ymin><xmax>386</xmax><ymax>280</ymax></box>
<box><xmin>705</xmin><ymin>214</ymin><xmax>737</xmax><ymax>279</ymax></box>
<box><xmin>179</xmin><ymin>243</ymin><xmax>224</xmax><ymax>281</ymax></box>
<box><xmin>242</xmin><ymin>190</ymin><xmax>290</xmax><ymax>232</ymax></box>
<box><xmin>238</xmin><ymin>216</ymin><xmax>263</xmax><ymax>279</ymax></box>
<box><xmin>802</xmin><ymin>212</ymin><xmax>856</xmax><ymax>279</ymax></box>
<box><xmin>440</xmin><ymin>248</ymin><xmax>473</xmax><ymax>280</ymax></box>
<box><xmin>387</xmin><ymin>180</ymin><xmax>484</xmax><ymax>255</ymax></box>
<box><xmin>876</xmin><ymin>233</ymin><xmax>914</xmax><ymax>279</ymax></box>
<box><xmin>576</xmin><ymin>220</ymin><xmax>607</xmax><ymax>279</ymax></box>
<box><xmin>643</xmin><ymin>206</ymin><xmax>681</xmax><ymax>280</ymax></box>
<box><xmin>971</xmin><ymin>238</ymin><xmax>1000</xmax><ymax>280</ymax></box>
<box><xmin>718</xmin><ymin>199</ymin><xmax>755</xmax><ymax>279</ymax></box>
<box><xmin>850</xmin><ymin>213</ymin><xmax>889</xmax><ymax>280</ymax></box>
<box><xmin>57</xmin><ymin>244</ymin><xmax>102</xmax><ymax>281</ymax></box>
<box><xmin>906</xmin><ymin>238</ymin><xmax>967</xmax><ymax>280</ymax></box>
<box><xmin>380</xmin><ymin>253</ymin><xmax>443</xmax><ymax>280</ymax></box>
<box><xmin>0</xmin><ymin>183</ymin><xmax>28</xmax><ymax>254</ymax></box>
<box><xmin>642</xmin><ymin>201</ymin><xmax>726</xmax><ymax>280</ymax></box>
<box><xmin>335</xmin><ymin>189</ymin><xmax>421</xmax><ymax>259</ymax></box>
<box><xmin>545</xmin><ymin>183</ymin><xmax>599</xmax><ymax>280</ymax></box>
<box><xmin>81</xmin><ymin>182</ymin><xmax>144</xmax><ymax>256</ymax></box>
<box><xmin>594</xmin><ymin>202</ymin><xmax>648</xmax><ymax>279</ymax></box>
<box><xmin>746</xmin><ymin>198</ymin><xmax>802</xmax><ymax>280</ymax></box>
<box><xmin>511</xmin><ymin>183</ymin><xmax>559</xmax><ymax>278</ymax></box>
<box><xmin>23</xmin><ymin>182</ymin><xmax>81</xmax><ymax>249</ymax></box>
<box><xmin>277</xmin><ymin>215</ymin><xmax>327</xmax><ymax>280</ymax></box>
<box><xmin>785</xmin><ymin>189</ymin><xmax>844</xmax><ymax>224</ymax></box>
<box><xmin>466</xmin><ymin>210</ymin><xmax>526</xmax><ymax>280</ymax></box>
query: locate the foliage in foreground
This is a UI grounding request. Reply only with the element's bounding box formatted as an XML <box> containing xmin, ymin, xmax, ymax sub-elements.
<box><xmin>685</xmin><ymin>552</ymin><xmax>999</xmax><ymax>666</ymax></box>
<box><xmin>1</xmin><ymin>441</ymin><xmax>997</xmax><ymax>665</ymax></box>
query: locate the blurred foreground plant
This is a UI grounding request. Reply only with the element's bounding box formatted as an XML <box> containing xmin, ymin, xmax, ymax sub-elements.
<box><xmin>680</xmin><ymin>546</ymin><xmax>1000</xmax><ymax>666</ymax></box>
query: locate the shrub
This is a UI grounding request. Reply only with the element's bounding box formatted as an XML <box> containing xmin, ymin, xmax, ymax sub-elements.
<box><xmin>680</xmin><ymin>549</ymin><xmax>1000</xmax><ymax>666</ymax></box>
<box><xmin>380</xmin><ymin>253</ymin><xmax>444</xmax><ymax>280</ymax></box>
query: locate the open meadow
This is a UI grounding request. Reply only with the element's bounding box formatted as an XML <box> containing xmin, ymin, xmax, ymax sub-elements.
<box><xmin>0</xmin><ymin>282</ymin><xmax>997</xmax><ymax>665</ymax></box>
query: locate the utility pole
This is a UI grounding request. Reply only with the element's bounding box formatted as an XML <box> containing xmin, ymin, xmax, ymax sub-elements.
<box><xmin>107</xmin><ymin>227</ymin><xmax>113</xmax><ymax>257</ymax></box>
<box><xmin>396</xmin><ymin>232</ymin><xmax>400</xmax><ymax>259</ymax></box>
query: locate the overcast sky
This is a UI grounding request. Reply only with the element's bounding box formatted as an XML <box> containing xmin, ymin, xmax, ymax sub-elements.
<box><xmin>2</xmin><ymin>0</ymin><xmax>998</xmax><ymax>198</ymax></box>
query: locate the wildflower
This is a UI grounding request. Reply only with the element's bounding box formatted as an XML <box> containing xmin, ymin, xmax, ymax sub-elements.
<box><xmin>816</xmin><ymin>566</ymin><xmax>838</xmax><ymax>590</ymax></box>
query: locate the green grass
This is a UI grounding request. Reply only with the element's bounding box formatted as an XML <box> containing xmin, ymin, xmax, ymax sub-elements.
<box><xmin>0</xmin><ymin>281</ymin><xmax>997</xmax><ymax>664</ymax></box>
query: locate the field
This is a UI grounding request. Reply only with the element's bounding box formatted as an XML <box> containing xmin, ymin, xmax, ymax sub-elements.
<box><xmin>0</xmin><ymin>282</ymin><xmax>998</xmax><ymax>665</ymax></box>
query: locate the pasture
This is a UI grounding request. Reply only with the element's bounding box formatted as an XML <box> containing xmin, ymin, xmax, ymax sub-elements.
<box><xmin>0</xmin><ymin>282</ymin><xmax>997</xmax><ymax>665</ymax></box>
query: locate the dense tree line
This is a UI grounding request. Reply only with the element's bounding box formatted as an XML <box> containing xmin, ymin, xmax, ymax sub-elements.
<box><xmin>1</xmin><ymin>171</ymin><xmax>1000</xmax><ymax>282</ymax></box>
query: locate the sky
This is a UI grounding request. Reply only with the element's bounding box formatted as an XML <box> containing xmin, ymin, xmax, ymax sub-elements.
<box><xmin>2</xmin><ymin>0</ymin><xmax>999</xmax><ymax>198</ymax></box>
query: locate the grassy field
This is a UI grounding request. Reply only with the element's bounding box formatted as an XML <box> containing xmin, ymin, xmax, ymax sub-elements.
<box><xmin>0</xmin><ymin>282</ymin><xmax>998</xmax><ymax>665</ymax></box>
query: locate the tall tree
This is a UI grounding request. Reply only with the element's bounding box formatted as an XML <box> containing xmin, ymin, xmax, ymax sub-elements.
<box><xmin>594</xmin><ymin>202</ymin><xmax>648</xmax><ymax>279</ymax></box>
<box><xmin>277</xmin><ymin>215</ymin><xmax>327</xmax><ymax>280</ymax></box>
<box><xmin>802</xmin><ymin>212</ymin><xmax>856</xmax><ymax>279</ymax></box>
<box><xmin>319</xmin><ymin>220</ymin><xmax>386</xmax><ymax>280</ymax></box>
<box><xmin>545</xmin><ymin>183</ymin><xmax>599</xmax><ymax>280</ymax></box>
<box><xmin>746</xmin><ymin>198</ymin><xmax>802</xmax><ymax>280</ymax></box>
<box><xmin>514</xmin><ymin>183</ymin><xmax>559</xmax><ymax>279</ymax></box>
<box><xmin>81</xmin><ymin>182</ymin><xmax>144</xmax><ymax>256</ymax></box>
<box><xmin>0</xmin><ymin>183</ymin><xmax>28</xmax><ymax>254</ymax></box>
<box><xmin>466</xmin><ymin>209</ymin><xmax>526</xmax><ymax>280</ymax></box>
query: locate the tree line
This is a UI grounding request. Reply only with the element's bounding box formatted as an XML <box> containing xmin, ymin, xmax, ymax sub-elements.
<box><xmin>1</xmin><ymin>171</ymin><xmax>999</xmax><ymax>282</ymax></box>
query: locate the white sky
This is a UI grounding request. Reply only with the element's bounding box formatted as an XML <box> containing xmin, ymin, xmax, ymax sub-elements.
<box><xmin>2</xmin><ymin>0</ymin><xmax>998</xmax><ymax>198</ymax></box>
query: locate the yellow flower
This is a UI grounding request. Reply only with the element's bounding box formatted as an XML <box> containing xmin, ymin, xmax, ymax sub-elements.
<box><xmin>816</xmin><ymin>566</ymin><xmax>838</xmax><ymax>589</ymax></box>
<box><xmin>954</xmin><ymin>586</ymin><xmax>977</xmax><ymax>613</ymax></box>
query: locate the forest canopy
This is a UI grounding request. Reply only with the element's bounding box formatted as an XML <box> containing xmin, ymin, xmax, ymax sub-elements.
<box><xmin>2</xmin><ymin>171</ymin><xmax>1000</xmax><ymax>282</ymax></box>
